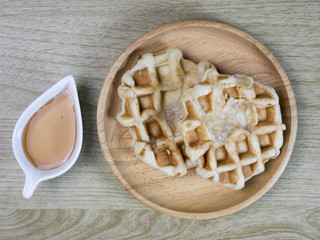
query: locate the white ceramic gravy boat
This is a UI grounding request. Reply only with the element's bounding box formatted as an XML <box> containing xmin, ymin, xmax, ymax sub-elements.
<box><xmin>12</xmin><ymin>75</ymin><xmax>83</xmax><ymax>198</ymax></box>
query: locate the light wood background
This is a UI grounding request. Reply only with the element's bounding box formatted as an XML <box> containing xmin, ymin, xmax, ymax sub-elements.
<box><xmin>0</xmin><ymin>0</ymin><xmax>319</xmax><ymax>239</ymax></box>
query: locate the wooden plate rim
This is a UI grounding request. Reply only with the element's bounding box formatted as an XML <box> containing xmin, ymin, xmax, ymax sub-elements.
<box><xmin>97</xmin><ymin>20</ymin><xmax>297</xmax><ymax>220</ymax></box>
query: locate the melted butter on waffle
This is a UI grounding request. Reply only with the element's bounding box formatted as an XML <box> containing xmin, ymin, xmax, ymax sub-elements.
<box><xmin>204</xmin><ymin>97</ymin><xmax>257</xmax><ymax>146</ymax></box>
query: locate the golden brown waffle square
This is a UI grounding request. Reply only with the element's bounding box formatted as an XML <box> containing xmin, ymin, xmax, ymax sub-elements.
<box><xmin>193</xmin><ymin>77</ymin><xmax>285</xmax><ymax>189</ymax></box>
<box><xmin>117</xmin><ymin>49</ymin><xmax>211</xmax><ymax>176</ymax></box>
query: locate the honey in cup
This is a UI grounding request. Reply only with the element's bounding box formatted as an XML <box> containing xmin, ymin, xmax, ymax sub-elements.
<box><xmin>22</xmin><ymin>89</ymin><xmax>77</xmax><ymax>170</ymax></box>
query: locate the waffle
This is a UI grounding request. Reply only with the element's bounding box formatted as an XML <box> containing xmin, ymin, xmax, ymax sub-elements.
<box><xmin>117</xmin><ymin>49</ymin><xmax>209</xmax><ymax>176</ymax></box>
<box><xmin>117</xmin><ymin>48</ymin><xmax>286</xmax><ymax>189</ymax></box>
<box><xmin>180</xmin><ymin>65</ymin><xmax>286</xmax><ymax>189</ymax></box>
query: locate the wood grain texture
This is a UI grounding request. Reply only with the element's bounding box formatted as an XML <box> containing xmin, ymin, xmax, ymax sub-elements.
<box><xmin>97</xmin><ymin>20</ymin><xmax>297</xmax><ymax>219</ymax></box>
<box><xmin>0</xmin><ymin>0</ymin><xmax>319</xmax><ymax>238</ymax></box>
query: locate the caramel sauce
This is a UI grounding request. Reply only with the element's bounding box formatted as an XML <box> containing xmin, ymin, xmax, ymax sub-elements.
<box><xmin>22</xmin><ymin>89</ymin><xmax>76</xmax><ymax>170</ymax></box>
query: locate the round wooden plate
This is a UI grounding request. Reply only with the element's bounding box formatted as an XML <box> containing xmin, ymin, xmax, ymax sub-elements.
<box><xmin>97</xmin><ymin>20</ymin><xmax>297</xmax><ymax>219</ymax></box>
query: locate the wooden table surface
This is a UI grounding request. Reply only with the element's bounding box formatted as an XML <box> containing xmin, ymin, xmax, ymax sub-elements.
<box><xmin>1</xmin><ymin>1</ymin><xmax>319</xmax><ymax>239</ymax></box>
